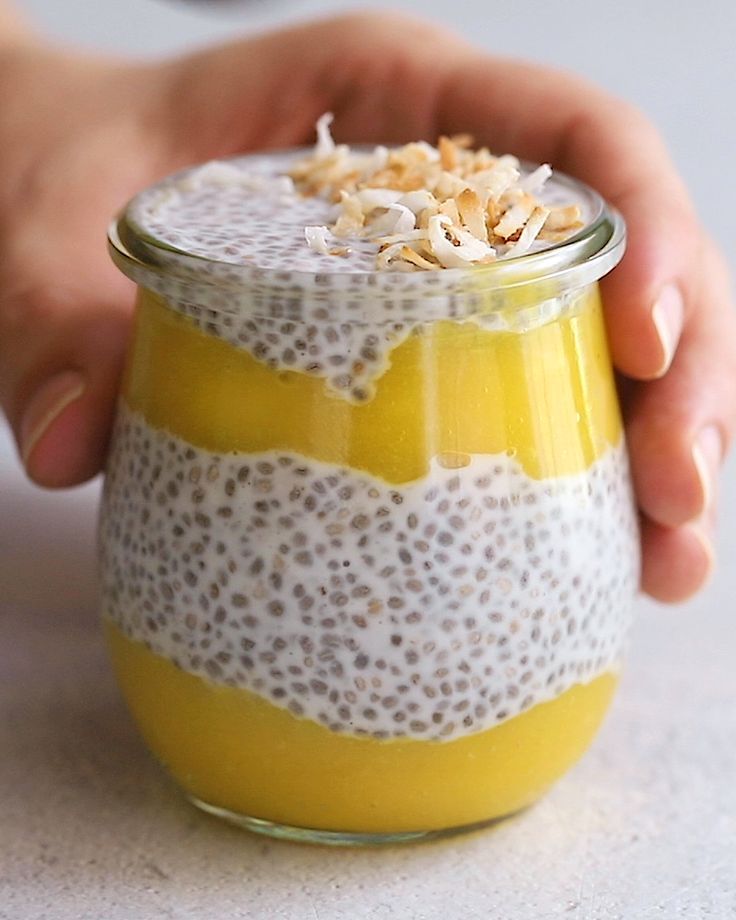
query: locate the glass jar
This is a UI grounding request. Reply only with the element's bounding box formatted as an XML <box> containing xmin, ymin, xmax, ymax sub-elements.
<box><xmin>100</xmin><ymin>152</ymin><xmax>639</xmax><ymax>845</ymax></box>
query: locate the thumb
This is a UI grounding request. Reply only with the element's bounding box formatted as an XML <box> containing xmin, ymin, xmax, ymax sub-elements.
<box><xmin>0</xmin><ymin>281</ymin><xmax>131</xmax><ymax>488</ymax></box>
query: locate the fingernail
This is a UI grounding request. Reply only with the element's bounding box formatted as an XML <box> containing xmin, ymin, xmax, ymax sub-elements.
<box><xmin>691</xmin><ymin>425</ymin><xmax>723</xmax><ymax>514</ymax></box>
<box><xmin>688</xmin><ymin>521</ymin><xmax>716</xmax><ymax>587</ymax></box>
<box><xmin>20</xmin><ymin>370</ymin><xmax>86</xmax><ymax>467</ymax></box>
<box><xmin>651</xmin><ymin>284</ymin><xmax>684</xmax><ymax>376</ymax></box>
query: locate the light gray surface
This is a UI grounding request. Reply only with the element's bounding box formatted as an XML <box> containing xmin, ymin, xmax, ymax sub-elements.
<box><xmin>2</xmin><ymin>420</ymin><xmax>736</xmax><ymax>919</ymax></box>
<box><xmin>2</xmin><ymin>1</ymin><xmax>736</xmax><ymax>918</ymax></box>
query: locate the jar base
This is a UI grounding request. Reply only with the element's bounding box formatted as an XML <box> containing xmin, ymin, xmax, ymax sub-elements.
<box><xmin>188</xmin><ymin>794</ymin><xmax>525</xmax><ymax>847</ymax></box>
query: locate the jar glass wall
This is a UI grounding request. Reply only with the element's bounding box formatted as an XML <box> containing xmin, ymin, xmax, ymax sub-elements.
<box><xmin>100</xmin><ymin>152</ymin><xmax>639</xmax><ymax>844</ymax></box>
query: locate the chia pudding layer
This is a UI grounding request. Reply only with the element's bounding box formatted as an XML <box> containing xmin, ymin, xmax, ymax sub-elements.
<box><xmin>100</xmin><ymin>405</ymin><xmax>639</xmax><ymax>743</ymax></box>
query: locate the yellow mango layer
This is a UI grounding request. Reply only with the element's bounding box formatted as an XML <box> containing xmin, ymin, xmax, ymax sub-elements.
<box><xmin>123</xmin><ymin>286</ymin><xmax>621</xmax><ymax>482</ymax></box>
<box><xmin>106</xmin><ymin>621</ymin><xmax>617</xmax><ymax>834</ymax></box>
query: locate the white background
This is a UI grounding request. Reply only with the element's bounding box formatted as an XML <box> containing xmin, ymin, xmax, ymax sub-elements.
<box><xmin>2</xmin><ymin>2</ymin><xmax>736</xmax><ymax>918</ymax></box>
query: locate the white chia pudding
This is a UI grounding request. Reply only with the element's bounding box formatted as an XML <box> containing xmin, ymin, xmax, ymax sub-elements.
<box><xmin>100</xmin><ymin>406</ymin><xmax>639</xmax><ymax>742</ymax></box>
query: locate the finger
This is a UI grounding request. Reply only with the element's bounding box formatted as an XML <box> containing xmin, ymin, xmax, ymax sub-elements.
<box><xmin>0</xmin><ymin>259</ymin><xmax>132</xmax><ymax>488</ymax></box>
<box><xmin>0</xmin><ymin>59</ymin><xmax>169</xmax><ymax>488</ymax></box>
<box><xmin>626</xmin><ymin>240</ymin><xmax>736</xmax><ymax>529</ymax></box>
<box><xmin>163</xmin><ymin>12</ymin><xmax>469</xmax><ymax>160</ymax></box>
<box><xmin>639</xmin><ymin>514</ymin><xmax>715</xmax><ymax>603</ymax></box>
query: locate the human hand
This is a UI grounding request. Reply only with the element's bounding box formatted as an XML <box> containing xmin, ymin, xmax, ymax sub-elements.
<box><xmin>1</xmin><ymin>12</ymin><xmax>733</xmax><ymax>603</ymax></box>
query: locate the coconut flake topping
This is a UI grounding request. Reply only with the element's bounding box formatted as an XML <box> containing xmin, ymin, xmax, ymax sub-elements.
<box><xmin>291</xmin><ymin>114</ymin><xmax>584</xmax><ymax>271</ymax></box>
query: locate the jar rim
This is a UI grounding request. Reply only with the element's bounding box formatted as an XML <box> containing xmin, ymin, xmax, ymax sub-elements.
<box><xmin>108</xmin><ymin>152</ymin><xmax>626</xmax><ymax>314</ymax></box>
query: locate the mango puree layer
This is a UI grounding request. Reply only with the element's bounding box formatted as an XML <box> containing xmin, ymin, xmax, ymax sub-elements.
<box><xmin>107</xmin><ymin>622</ymin><xmax>617</xmax><ymax>834</ymax></box>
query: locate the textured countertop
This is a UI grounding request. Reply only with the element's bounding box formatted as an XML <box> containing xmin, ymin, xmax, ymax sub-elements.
<box><xmin>2</xmin><ymin>416</ymin><xmax>735</xmax><ymax>920</ymax></box>
<box><xmin>2</xmin><ymin>0</ymin><xmax>735</xmax><ymax>912</ymax></box>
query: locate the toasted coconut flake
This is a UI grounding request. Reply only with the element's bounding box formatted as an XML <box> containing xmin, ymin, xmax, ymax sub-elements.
<box><xmin>493</xmin><ymin>195</ymin><xmax>537</xmax><ymax>240</ymax></box>
<box><xmin>466</xmin><ymin>147</ymin><xmax>495</xmax><ymax>173</ymax></box>
<box><xmin>376</xmin><ymin>240</ymin><xmax>412</xmax><ymax>271</ymax></box>
<box><xmin>398</xmin><ymin>245</ymin><xmax>441</xmax><ymax>271</ymax></box>
<box><xmin>498</xmin><ymin>187</ymin><xmax>524</xmax><ymax>211</ymax></box>
<box><xmin>367</xmin><ymin>167</ymin><xmax>427</xmax><ymax>192</ymax></box>
<box><xmin>304</xmin><ymin>225</ymin><xmax>334</xmax><ymax>255</ymax></box>
<box><xmin>435</xmin><ymin>170</ymin><xmax>473</xmax><ymax>200</ymax></box>
<box><xmin>538</xmin><ymin>205</ymin><xmax>584</xmax><ymax>242</ymax></box>
<box><xmin>428</xmin><ymin>215</ymin><xmax>496</xmax><ymax>268</ymax></box>
<box><xmin>456</xmin><ymin>188</ymin><xmax>488</xmax><ymax>242</ymax></box>
<box><xmin>438</xmin><ymin>198</ymin><xmax>461</xmax><ymax>225</ymax></box>
<box><xmin>538</xmin><ymin>227</ymin><xmax>581</xmax><ymax>242</ymax></box>
<box><xmin>376</xmin><ymin>229</ymin><xmax>430</xmax><ymax>246</ymax></box>
<box><xmin>438</xmin><ymin>135</ymin><xmax>459</xmax><ymax>171</ymax></box>
<box><xmin>315</xmin><ymin>112</ymin><xmax>336</xmax><ymax>158</ymax></box>
<box><xmin>355</xmin><ymin>188</ymin><xmax>404</xmax><ymax>211</ymax></box>
<box><xmin>290</xmin><ymin>115</ymin><xmax>584</xmax><ymax>270</ymax></box>
<box><xmin>485</xmin><ymin>197</ymin><xmax>500</xmax><ymax>229</ymax></box>
<box><xmin>370</xmin><ymin>203</ymin><xmax>418</xmax><ymax>236</ymax></box>
<box><xmin>361</xmin><ymin>145</ymin><xmax>390</xmax><ymax>176</ymax></box>
<box><xmin>418</xmin><ymin>201</ymin><xmax>440</xmax><ymax>230</ymax></box>
<box><xmin>397</xmin><ymin>141</ymin><xmax>440</xmax><ymax>165</ymax></box>
<box><xmin>507</xmin><ymin>206</ymin><xmax>550</xmax><ymax>256</ymax></box>
<box><xmin>543</xmin><ymin>205</ymin><xmax>583</xmax><ymax>231</ymax></box>
<box><xmin>332</xmin><ymin>192</ymin><xmax>365</xmax><ymax>237</ymax></box>
<box><xmin>519</xmin><ymin>163</ymin><xmax>552</xmax><ymax>193</ymax></box>
<box><xmin>450</xmin><ymin>133</ymin><xmax>474</xmax><ymax>150</ymax></box>
<box><xmin>398</xmin><ymin>189</ymin><xmax>437</xmax><ymax>216</ymax></box>
<box><xmin>467</xmin><ymin>164</ymin><xmax>520</xmax><ymax>204</ymax></box>
<box><xmin>497</xmin><ymin>154</ymin><xmax>521</xmax><ymax>170</ymax></box>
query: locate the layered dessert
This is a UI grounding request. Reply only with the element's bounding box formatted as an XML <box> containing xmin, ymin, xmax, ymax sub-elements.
<box><xmin>101</xmin><ymin>121</ymin><xmax>639</xmax><ymax>839</ymax></box>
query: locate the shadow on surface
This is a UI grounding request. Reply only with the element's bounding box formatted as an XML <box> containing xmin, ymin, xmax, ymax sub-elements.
<box><xmin>0</xmin><ymin>471</ymin><xmax>100</xmax><ymax>626</ymax></box>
